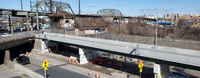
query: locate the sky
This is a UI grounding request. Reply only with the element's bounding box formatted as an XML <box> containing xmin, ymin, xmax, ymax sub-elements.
<box><xmin>0</xmin><ymin>0</ymin><xmax>200</xmax><ymax>17</ymax></box>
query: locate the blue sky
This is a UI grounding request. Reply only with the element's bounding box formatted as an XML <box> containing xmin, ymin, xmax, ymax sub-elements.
<box><xmin>0</xmin><ymin>0</ymin><xmax>199</xmax><ymax>17</ymax></box>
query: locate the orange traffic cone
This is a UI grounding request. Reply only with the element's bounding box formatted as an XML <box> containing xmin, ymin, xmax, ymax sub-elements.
<box><xmin>43</xmin><ymin>57</ymin><xmax>44</xmax><ymax>61</ymax></box>
<box><xmin>40</xmin><ymin>53</ymin><xmax>41</xmax><ymax>55</ymax></box>
<box><xmin>88</xmin><ymin>71</ymin><xmax>92</xmax><ymax>76</ymax></box>
<box><xmin>34</xmin><ymin>54</ymin><xmax>36</xmax><ymax>57</ymax></box>
<box><xmin>68</xmin><ymin>58</ymin><xmax>71</xmax><ymax>62</ymax></box>
<box><xmin>96</xmin><ymin>73</ymin><xmax>99</xmax><ymax>78</ymax></box>
<box><xmin>26</xmin><ymin>51</ymin><xmax>28</xmax><ymax>55</ymax></box>
<box><xmin>47</xmin><ymin>58</ymin><xmax>49</xmax><ymax>62</ymax></box>
<box><xmin>72</xmin><ymin>58</ymin><xmax>74</xmax><ymax>62</ymax></box>
<box><xmin>31</xmin><ymin>53</ymin><xmax>32</xmax><ymax>56</ymax></box>
<box><xmin>75</xmin><ymin>59</ymin><xmax>78</xmax><ymax>64</ymax></box>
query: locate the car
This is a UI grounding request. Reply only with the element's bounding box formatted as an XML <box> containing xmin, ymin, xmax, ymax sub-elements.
<box><xmin>16</xmin><ymin>26</ymin><xmax>23</xmax><ymax>31</ymax></box>
<box><xmin>1</xmin><ymin>33</ymin><xmax>12</xmax><ymax>37</ymax></box>
<box><xmin>16</xmin><ymin>56</ymin><xmax>30</xmax><ymax>65</ymax></box>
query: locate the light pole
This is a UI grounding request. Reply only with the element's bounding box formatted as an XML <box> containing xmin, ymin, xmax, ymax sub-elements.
<box><xmin>153</xmin><ymin>9</ymin><xmax>158</xmax><ymax>46</ymax></box>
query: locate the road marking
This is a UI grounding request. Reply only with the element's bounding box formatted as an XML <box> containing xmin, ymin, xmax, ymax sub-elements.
<box><xmin>0</xmin><ymin>65</ymin><xmax>24</xmax><ymax>78</ymax></box>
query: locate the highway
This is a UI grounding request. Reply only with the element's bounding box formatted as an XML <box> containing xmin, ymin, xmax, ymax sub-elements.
<box><xmin>22</xmin><ymin>56</ymin><xmax>90</xmax><ymax>78</ymax></box>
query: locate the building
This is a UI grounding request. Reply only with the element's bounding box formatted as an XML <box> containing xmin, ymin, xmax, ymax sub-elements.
<box><xmin>48</xmin><ymin>8</ymin><xmax>76</xmax><ymax>29</ymax></box>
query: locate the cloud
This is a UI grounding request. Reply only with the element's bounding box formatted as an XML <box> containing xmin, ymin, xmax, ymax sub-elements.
<box><xmin>180</xmin><ymin>7</ymin><xmax>186</xmax><ymax>9</ymax></box>
<box><xmin>102</xmin><ymin>4</ymin><xmax>108</xmax><ymax>7</ymax></box>
<box><xmin>90</xmin><ymin>4</ymin><xmax>95</xmax><ymax>7</ymax></box>
<box><xmin>115</xmin><ymin>4</ymin><xmax>122</xmax><ymax>7</ymax></box>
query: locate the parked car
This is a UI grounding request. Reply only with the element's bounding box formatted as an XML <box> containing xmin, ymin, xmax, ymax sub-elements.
<box><xmin>1</xmin><ymin>33</ymin><xmax>12</xmax><ymax>37</ymax></box>
<box><xmin>16</xmin><ymin>26</ymin><xmax>23</xmax><ymax>31</ymax></box>
<box><xmin>16</xmin><ymin>56</ymin><xmax>30</xmax><ymax>65</ymax></box>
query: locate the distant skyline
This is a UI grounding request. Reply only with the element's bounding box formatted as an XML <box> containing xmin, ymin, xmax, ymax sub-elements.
<box><xmin>0</xmin><ymin>0</ymin><xmax>199</xmax><ymax>17</ymax></box>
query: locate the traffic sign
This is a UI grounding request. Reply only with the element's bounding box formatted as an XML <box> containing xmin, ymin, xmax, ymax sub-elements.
<box><xmin>138</xmin><ymin>62</ymin><xmax>143</xmax><ymax>73</ymax></box>
<box><xmin>138</xmin><ymin>62</ymin><xmax>143</xmax><ymax>69</ymax></box>
<box><xmin>44</xmin><ymin>67</ymin><xmax>48</xmax><ymax>70</ymax></box>
<box><xmin>42</xmin><ymin>60</ymin><xmax>49</xmax><ymax>68</ymax></box>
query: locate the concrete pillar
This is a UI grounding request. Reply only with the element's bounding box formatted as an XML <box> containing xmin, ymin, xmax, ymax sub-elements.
<box><xmin>32</xmin><ymin>39</ymin><xmax>43</xmax><ymax>54</ymax></box>
<box><xmin>75</xmin><ymin>29</ymin><xmax>79</xmax><ymax>35</ymax></box>
<box><xmin>79</xmin><ymin>48</ymin><xmax>88</xmax><ymax>64</ymax></box>
<box><xmin>153</xmin><ymin>63</ymin><xmax>170</xmax><ymax>78</ymax></box>
<box><xmin>4</xmin><ymin>50</ymin><xmax>10</xmax><ymax>62</ymax></box>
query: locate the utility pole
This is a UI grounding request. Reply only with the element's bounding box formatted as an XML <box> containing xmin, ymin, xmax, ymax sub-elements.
<box><xmin>20</xmin><ymin>0</ymin><xmax>23</xmax><ymax>11</ymax></box>
<box><xmin>153</xmin><ymin>9</ymin><xmax>158</xmax><ymax>46</ymax></box>
<box><xmin>30</xmin><ymin>0</ymin><xmax>32</xmax><ymax>10</ymax></box>
<box><xmin>79</xmin><ymin>0</ymin><xmax>81</xmax><ymax>19</ymax></box>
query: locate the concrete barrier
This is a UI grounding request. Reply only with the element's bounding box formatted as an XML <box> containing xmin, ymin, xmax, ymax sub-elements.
<box><xmin>14</xmin><ymin>63</ymin><xmax>44</xmax><ymax>78</ymax></box>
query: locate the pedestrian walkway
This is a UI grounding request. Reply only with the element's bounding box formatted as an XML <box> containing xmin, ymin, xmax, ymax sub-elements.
<box><xmin>0</xmin><ymin>64</ymin><xmax>30</xmax><ymax>78</ymax></box>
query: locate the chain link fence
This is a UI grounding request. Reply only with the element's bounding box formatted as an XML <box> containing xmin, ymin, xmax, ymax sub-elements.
<box><xmin>45</xmin><ymin>29</ymin><xmax>200</xmax><ymax>51</ymax></box>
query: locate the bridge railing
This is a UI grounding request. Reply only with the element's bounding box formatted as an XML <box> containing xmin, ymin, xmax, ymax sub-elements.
<box><xmin>44</xmin><ymin>29</ymin><xmax>200</xmax><ymax>51</ymax></box>
<box><xmin>0</xmin><ymin>32</ymin><xmax>35</xmax><ymax>44</ymax></box>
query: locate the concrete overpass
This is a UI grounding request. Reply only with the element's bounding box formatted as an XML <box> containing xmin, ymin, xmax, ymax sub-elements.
<box><xmin>35</xmin><ymin>32</ymin><xmax>200</xmax><ymax>71</ymax></box>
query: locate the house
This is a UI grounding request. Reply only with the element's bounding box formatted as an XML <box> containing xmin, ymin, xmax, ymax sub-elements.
<box><xmin>48</xmin><ymin>8</ymin><xmax>76</xmax><ymax>29</ymax></box>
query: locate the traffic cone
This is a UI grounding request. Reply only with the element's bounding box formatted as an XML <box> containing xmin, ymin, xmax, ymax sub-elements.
<box><xmin>47</xmin><ymin>58</ymin><xmax>49</xmax><ymax>62</ymax></box>
<box><xmin>75</xmin><ymin>59</ymin><xmax>78</xmax><ymax>64</ymax></box>
<box><xmin>40</xmin><ymin>53</ymin><xmax>41</xmax><ymax>55</ymax></box>
<box><xmin>43</xmin><ymin>57</ymin><xmax>44</xmax><ymax>61</ymax></box>
<box><xmin>72</xmin><ymin>58</ymin><xmax>74</xmax><ymax>62</ymax></box>
<box><xmin>68</xmin><ymin>58</ymin><xmax>71</xmax><ymax>62</ymax></box>
<box><xmin>34</xmin><ymin>54</ymin><xmax>36</xmax><ymax>57</ymax></box>
<box><xmin>31</xmin><ymin>53</ymin><xmax>32</xmax><ymax>56</ymax></box>
<box><xmin>26</xmin><ymin>51</ymin><xmax>28</xmax><ymax>55</ymax></box>
<box><xmin>96</xmin><ymin>73</ymin><xmax>99</xmax><ymax>78</ymax></box>
<box><xmin>88</xmin><ymin>71</ymin><xmax>92</xmax><ymax>76</ymax></box>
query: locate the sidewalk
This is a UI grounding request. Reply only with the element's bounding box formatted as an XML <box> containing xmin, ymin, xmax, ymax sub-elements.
<box><xmin>26</xmin><ymin>52</ymin><xmax>117</xmax><ymax>78</ymax></box>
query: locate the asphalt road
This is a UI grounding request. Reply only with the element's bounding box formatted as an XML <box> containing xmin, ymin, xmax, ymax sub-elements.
<box><xmin>22</xmin><ymin>57</ymin><xmax>90</xmax><ymax>78</ymax></box>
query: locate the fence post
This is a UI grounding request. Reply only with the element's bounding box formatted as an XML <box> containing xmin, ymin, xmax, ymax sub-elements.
<box><xmin>112</xmin><ymin>31</ymin><xmax>114</xmax><ymax>40</ymax></box>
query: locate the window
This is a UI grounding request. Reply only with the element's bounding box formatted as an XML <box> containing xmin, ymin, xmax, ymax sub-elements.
<box><xmin>65</xmin><ymin>20</ymin><xmax>69</xmax><ymax>23</ymax></box>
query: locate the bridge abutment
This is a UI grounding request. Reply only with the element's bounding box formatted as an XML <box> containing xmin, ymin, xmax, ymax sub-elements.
<box><xmin>78</xmin><ymin>48</ymin><xmax>98</xmax><ymax>64</ymax></box>
<box><xmin>153</xmin><ymin>63</ymin><xmax>170</xmax><ymax>78</ymax></box>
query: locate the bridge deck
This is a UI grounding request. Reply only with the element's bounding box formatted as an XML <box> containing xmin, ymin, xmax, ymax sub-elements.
<box><xmin>35</xmin><ymin>32</ymin><xmax>200</xmax><ymax>70</ymax></box>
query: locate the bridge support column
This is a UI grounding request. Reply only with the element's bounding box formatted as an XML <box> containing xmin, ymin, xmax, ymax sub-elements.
<box><xmin>79</xmin><ymin>48</ymin><xmax>88</xmax><ymax>64</ymax></box>
<box><xmin>153</xmin><ymin>63</ymin><xmax>170</xmax><ymax>78</ymax></box>
<box><xmin>4</xmin><ymin>50</ymin><xmax>10</xmax><ymax>63</ymax></box>
<box><xmin>78</xmin><ymin>48</ymin><xmax>98</xmax><ymax>64</ymax></box>
<box><xmin>32</xmin><ymin>39</ymin><xmax>43</xmax><ymax>54</ymax></box>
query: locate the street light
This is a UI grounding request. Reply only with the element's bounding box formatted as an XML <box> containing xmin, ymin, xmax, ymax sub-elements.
<box><xmin>153</xmin><ymin>9</ymin><xmax>158</xmax><ymax>46</ymax></box>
